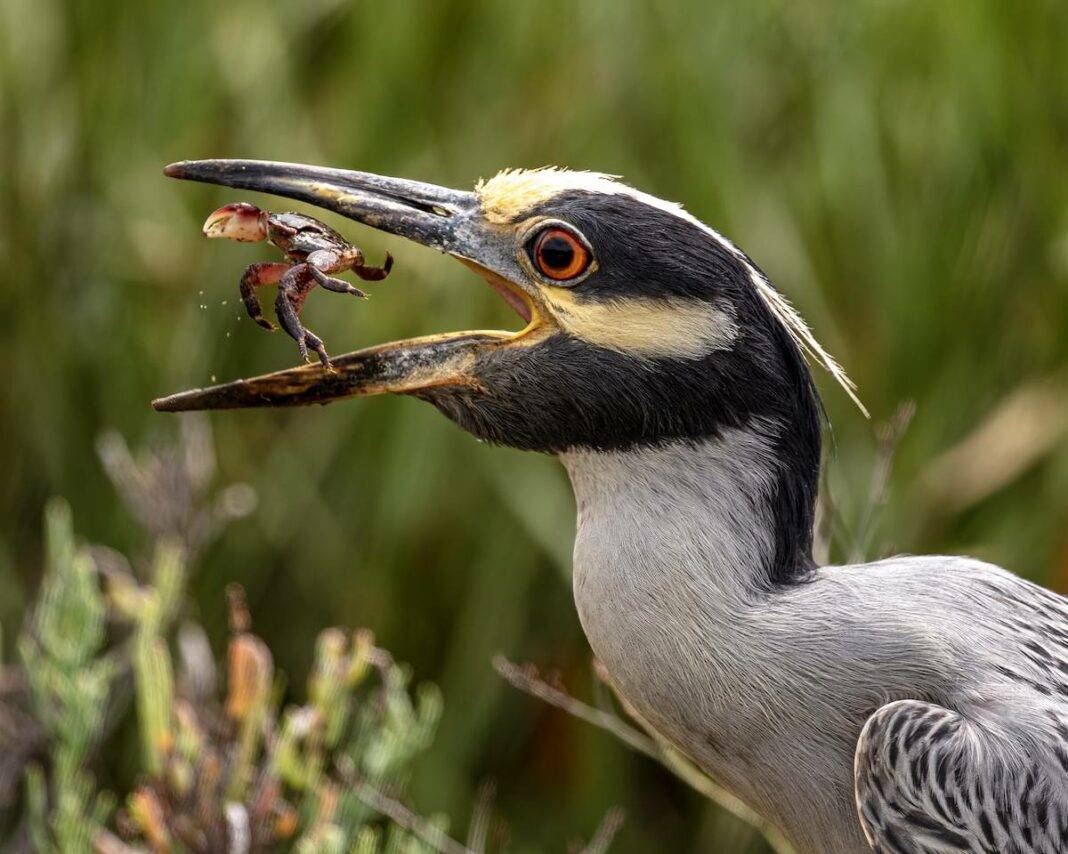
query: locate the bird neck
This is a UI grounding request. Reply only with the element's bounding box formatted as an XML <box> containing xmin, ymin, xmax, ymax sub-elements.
<box><xmin>560</xmin><ymin>423</ymin><xmax>826</xmax><ymax>832</ymax></box>
<box><xmin>562</xmin><ymin>419</ymin><xmax>817</xmax><ymax>596</ymax></box>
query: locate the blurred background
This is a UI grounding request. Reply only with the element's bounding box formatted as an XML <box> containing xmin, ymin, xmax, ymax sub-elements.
<box><xmin>2</xmin><ymin>1</ymin><xmax>1068</xmax><ymax>850</ymax></box>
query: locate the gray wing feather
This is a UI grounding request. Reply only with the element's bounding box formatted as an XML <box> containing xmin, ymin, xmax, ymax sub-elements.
<box><xmin>855</xmin><ymin>699</ymin><xmax>1068</xmax><ymax>853</ymax></box>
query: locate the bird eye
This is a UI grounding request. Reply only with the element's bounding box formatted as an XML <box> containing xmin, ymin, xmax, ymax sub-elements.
<box><xmin>530</xmin><ymin>227</ymin><xmax>591</xmax><ymax>282</ymax></box>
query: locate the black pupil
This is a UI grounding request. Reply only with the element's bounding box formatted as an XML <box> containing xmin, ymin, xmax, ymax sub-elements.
<box><xmin>539</xmin><ymin>233</ymin><xmax>575</xmax><ymax>270</ymax></box>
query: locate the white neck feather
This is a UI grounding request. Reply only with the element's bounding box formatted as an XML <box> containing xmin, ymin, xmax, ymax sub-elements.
<box><xmin>559</xmin><ymin>425</ymin><xmax>870</xmax><ymax>852</ymax></box>
<box><xmin>562</xmin><ymin>423</ymin><xmax>782</xmax><ymax>608</ymax></box>
<box><xmin>560</xmin><ymin>425</ymin><xmax>785</xmax><ymax>748</ymax></box>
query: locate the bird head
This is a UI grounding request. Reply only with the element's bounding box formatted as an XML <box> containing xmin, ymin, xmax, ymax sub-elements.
<box><xmin>156</xmin><ymin>162</ymin><xmax>861</xmax><ymax>460</ymax></box>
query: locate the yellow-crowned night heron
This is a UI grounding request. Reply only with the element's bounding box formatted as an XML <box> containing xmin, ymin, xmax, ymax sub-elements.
<box><xmin>157</xmin><ymin>160</ymin><xmax>1068</xmax><ymax>854</ymax></box>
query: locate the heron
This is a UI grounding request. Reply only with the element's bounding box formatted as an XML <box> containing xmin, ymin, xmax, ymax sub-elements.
<box><xmin>157</xmin><ymin>160</ymin><xmax>1068</xmax><ymax>853</ymax></box>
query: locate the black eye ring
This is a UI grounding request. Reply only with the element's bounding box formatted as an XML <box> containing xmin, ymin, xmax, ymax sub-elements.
<box><xmin>525</xmin><ymin>223</ymin><xmax>594</xmax><ymax>284</ymax></box>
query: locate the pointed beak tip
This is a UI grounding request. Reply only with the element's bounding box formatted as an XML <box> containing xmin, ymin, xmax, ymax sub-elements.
<box><xmin>151</xmin><ymin>385</ymin><xmax>241</xmax><ymax>412</ymax></box>
<box><xmin>164</xmin><ymin>159</ymin><xmax>218</xmax><ymax>181</ymax></box>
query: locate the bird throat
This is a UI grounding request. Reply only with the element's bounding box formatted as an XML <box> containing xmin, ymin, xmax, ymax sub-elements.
<box><xmin>560</xmin><ymin>423</ymin><xmax>822</xmax><ymax>843</ymax></box>
<box><xmin>562</xmin><ymin>420</ymin><xmax>807</xmax><ymax>596</ymax></box>
<box><xmin>561</xmin><ymin>422</ymin><xmax>796</xmax><ymax>730</ymax></box>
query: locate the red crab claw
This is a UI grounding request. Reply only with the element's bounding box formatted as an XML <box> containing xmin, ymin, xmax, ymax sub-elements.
<box><xmin>202</xmin><ymin>202</ymin><xmax>268</xmax><ymax>243</ymax></box>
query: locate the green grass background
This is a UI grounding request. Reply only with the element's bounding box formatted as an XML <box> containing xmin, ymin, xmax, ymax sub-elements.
<box><xmin>2</xmin><ymin>1</ymin><xmax>1067</xmax><ymax>850</ymax></box>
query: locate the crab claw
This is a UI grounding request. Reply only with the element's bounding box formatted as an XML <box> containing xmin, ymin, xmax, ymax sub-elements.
<box><xmin>202</xmin><ymin>202</ymin><xmax>267</xmax><ymax>242</ymax></box>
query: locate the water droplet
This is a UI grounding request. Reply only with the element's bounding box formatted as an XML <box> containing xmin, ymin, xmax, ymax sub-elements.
<box><xmin>221</xmin><ymin>299</ymin><xmax>228</xmax><ymax>305</ymax></box>
<box><xmin>198</xmin><ymin>290</ymin><xmax>204</xmax><ymax>296</ymax></box>
<box><xmin>225</xmin><ymin>331</ymin><xmax>231</xmax><ymax>338</ymax></box>
<box><xmin>210</xmin><ymin>374</ymin><xmax>217</xmax><ymax>382</ymax></box>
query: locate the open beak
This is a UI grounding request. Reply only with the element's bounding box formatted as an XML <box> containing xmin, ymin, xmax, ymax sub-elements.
<box><xmin>154</xmin><ymin>160</ymin><xmax>542</xmax><ymax>412</ymax></box>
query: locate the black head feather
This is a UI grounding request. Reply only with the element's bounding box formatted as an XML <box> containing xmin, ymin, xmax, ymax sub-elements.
<box><xmin>421</xmin><ymin>190</ymin><xmax>822</xmax><ymax>584</ymax></box>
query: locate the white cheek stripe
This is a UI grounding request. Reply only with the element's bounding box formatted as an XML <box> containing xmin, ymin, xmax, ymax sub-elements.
<box><xmin>476</xmin><ymin>168</ymin><xmax>867</xmax><ymax>416</ymax></box>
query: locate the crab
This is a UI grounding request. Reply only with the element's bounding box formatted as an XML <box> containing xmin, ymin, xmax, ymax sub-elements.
<box><xmin>202</xmin><ymin>202</ymin><xmax>393</xmax><ymax>364</ymax></box>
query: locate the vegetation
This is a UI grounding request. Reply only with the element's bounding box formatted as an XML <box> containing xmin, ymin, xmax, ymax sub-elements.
<box><xmin>1</xmin><ymin>424</ymin><xmax>623</xmax><ymax>852</ymax></box>
<box><xmin>2</xmin><ymin>2</ymin><xmax>1067</xmax><ymax>851</ymax></box>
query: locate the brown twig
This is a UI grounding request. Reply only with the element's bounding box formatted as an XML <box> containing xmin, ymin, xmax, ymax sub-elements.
<box><xmin>848</xmin><ymin>400</ymin><xmax>915</xmax><ymax>564</ymax></box>
<box><xmin>578</xmin><ymin>807</ymin><xmax>624</xmax><ymax>854</ymax></box>
<box><xmin>495</xmin><ymin>655</ymin><xmax>797</xmax><ymax>854</ymax></box>
<box><xmin>92</xmin><ymin>829</ymin><xmax>146</xmax><ymax>854</ymax></box>
<box><xmin>492</xmin><ymin>656</ymin><xmax>659</xmax><ymax>761</ymax></box>
<box><xmin>466</xmin><ymin>781</ymin><xmax>495</xmax><ymax>854</ymax></box>
<box><xmin>334</xmin><ymin>759</ymin><xmax>474</xmax><ymax>854</ymax></box>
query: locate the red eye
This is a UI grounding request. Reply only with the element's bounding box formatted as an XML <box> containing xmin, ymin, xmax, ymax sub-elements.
<box><xmin>532</xmin><ymin>227</ymin><xmax>591</xmax><ymax>281</ymax></box>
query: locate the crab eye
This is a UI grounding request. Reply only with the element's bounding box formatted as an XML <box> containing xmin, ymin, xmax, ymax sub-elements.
<box><xmin>530</xmin><ymin>227</ymin><xmax>591</xmax><ymax>282</ymax></box>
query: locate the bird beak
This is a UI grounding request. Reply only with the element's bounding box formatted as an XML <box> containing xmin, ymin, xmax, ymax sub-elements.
<box><xmin>153</xmin><ymin>160</ymin><xmax>544</xmax><ymax>412</ymax></box>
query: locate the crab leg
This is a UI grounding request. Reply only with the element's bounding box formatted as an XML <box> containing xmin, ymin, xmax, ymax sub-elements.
<box><xmin>309</xmin><ymin>265</ymin><xmax>367</xmax><ymax>299</ymax></box>
<box><xmin>239</xmin><ymin>262</ymin><xmax>290</xmax><ymax>330</ymax></box>
<box><xmin>275</xmin><ymin>264</ymin><xmax>330</xmax><ymax>364</ymax></box>
<box><xmin>352</xmin><ymin>252</ymin><xmax>394</xmax><ymax>281</ymax></box>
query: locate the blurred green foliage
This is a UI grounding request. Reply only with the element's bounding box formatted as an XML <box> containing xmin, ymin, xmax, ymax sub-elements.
<box><xmin>10</xmin><ymin>491</ymin><xmax>462</xmax><ymax>852</ymax></box>
<box><xmin>1</xmin><ymin>1</ymin><xmax>1067</xmax><ymax>851</ymax></box>
<box><xmin>21</xmin><ymin>500</ymin><xmax>115</xmax><ymax>852</ymax></box>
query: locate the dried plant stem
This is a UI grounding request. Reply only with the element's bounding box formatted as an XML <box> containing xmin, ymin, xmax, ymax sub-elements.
<box><xmin>492</xmin><ymin>656</ymin><xmax>659</xmax><ymax>760</ymax></box>
<box><xmin>465</xmin><ymin>782</ymin><xmax>495</xmax><ymax>854</ymax></box>
<box><xmin>649</xmin><ymin>737</ymin><xmax>794</xmax><ymax>854</ymax></box>
<box><xmin>579</xmin><ymin>807</ymin><xmax>624</xmax><ymax>854</ymax></box>
<box><xmin>335</xmin><ymin>761</ymin><xmax>474</xmax><ymax>854</ymax></box>
<box><xmin>494</xmin><ymin>656</ymin><xmax>796</xmax><ymax>854</ymax></box>
<box><xmin>847</xmin><ymin>401</ymin><xmax>915</xmax><ymax>564</ymax></box>
<box><xmin>92</xmin><ymin>829</ymin><xmax>143</xmax><ymax>854</ymax></box>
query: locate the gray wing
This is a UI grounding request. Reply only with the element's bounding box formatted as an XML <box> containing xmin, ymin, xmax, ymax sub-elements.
<box><xmin>854</xmin><ymin>699</ymin><xmax>1068</xmax><ymax>853</ymax></box>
